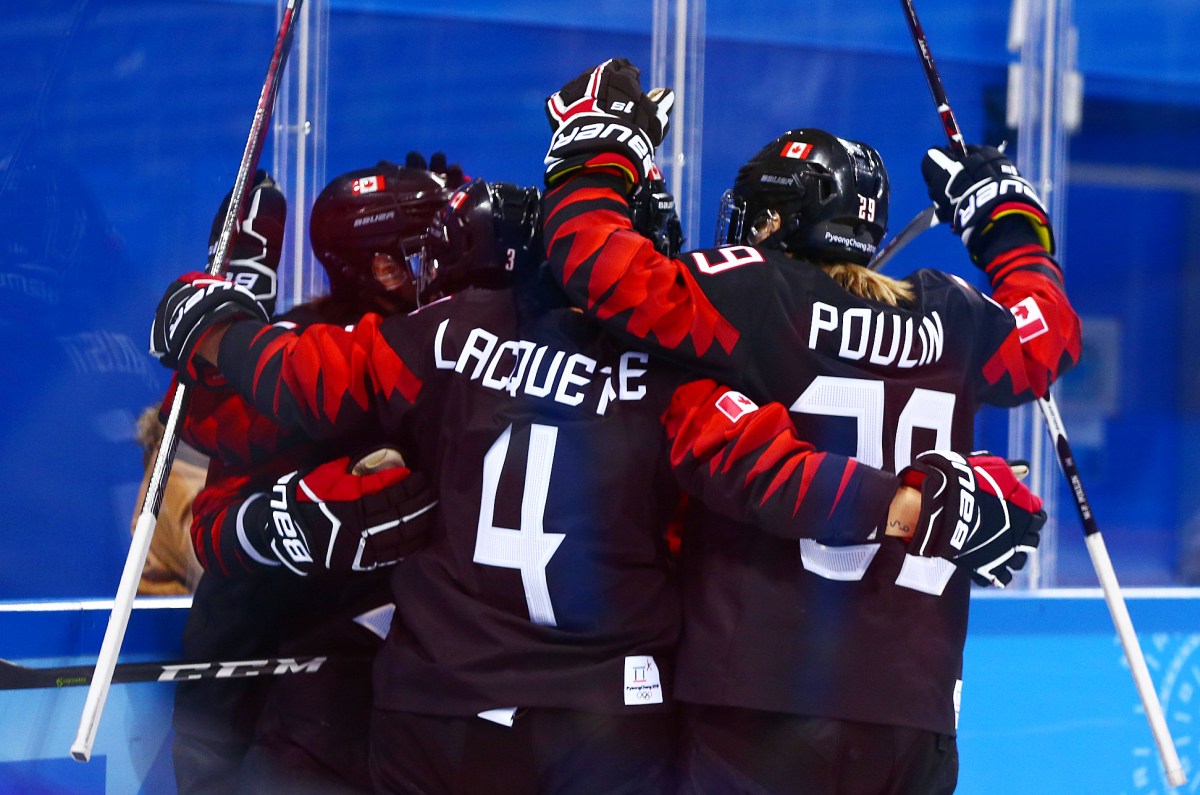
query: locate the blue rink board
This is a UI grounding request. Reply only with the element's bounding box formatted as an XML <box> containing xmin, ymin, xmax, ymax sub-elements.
<box><xmin>0</xmin><ymin>592</ymin><xmax>1197</xmax><ymax>794</ymax></box>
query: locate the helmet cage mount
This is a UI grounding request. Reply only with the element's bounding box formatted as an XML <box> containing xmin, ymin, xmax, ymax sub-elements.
<box><xmin>629</xmin><ymin>178</ymin><xmax>684</xmax><ymax>258</ymax></box>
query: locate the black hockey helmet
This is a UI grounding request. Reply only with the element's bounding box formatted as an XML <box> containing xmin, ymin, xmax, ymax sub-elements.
<box><xmin>309</xmin><ymin>162</ymin><xmax>453</xmax><ymax>300</ymax></box>
<box><xmin>416</xmin><ymin>179</ymin><xmax>542</xmax><ymax>305</ymax></box>
<box><xmin>715</xmin><ymin>129</ymin><xmax>888</xmax><ymax>265</ymax></box>
<box><xmin>629</xmin><ymin>177</ymin><xmax>684</xmax><ymax>257</ymax></box>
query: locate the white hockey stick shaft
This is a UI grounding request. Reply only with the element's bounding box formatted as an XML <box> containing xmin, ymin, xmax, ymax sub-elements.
<box><xmin>1037</xmin><ymin>396</ymin><xmax>1186</xmax><ymax>787</ymax></box>
<box><xmin>899</xmin><ymin>0</ymin><xmax>1185</xmax><ymax>786</ymax></box>
<box><xmin>70</xmin><ymin>0</ymin><xmax>305</xmax><ymax>763</ymax></box>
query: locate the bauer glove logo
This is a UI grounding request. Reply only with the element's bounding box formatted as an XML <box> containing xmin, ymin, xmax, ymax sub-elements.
<box><xmin>944</xmin><ymin>452</ymin><xmax>977</xmax><ymax>551</ymax></box>
<box><xmin>270</xmin><ymin>474</ymin><xmax>314</xmax><ymax>567</ymax></box>
<box><xmin>549</xmin><ymin>120</ymin><xmax>655</xmax><ymax>179</ymax></box>
<box><xmin>955</xmin><ymin>177</ymin><xmax>1045</xmax><ymax>231</ymax></box>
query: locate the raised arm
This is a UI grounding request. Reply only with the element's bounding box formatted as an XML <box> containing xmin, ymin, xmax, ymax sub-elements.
<box><xmin>921</xmin><ymin>144</ymin><xmax>1083</xmax><ymax>403</ymax></box>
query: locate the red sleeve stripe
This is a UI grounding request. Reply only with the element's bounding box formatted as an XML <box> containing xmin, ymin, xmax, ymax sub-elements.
<box><xmin>829</xmin><ymin>459</ymin><xmax>858</xmax><ymax>519</ymax></box>
<box><xmin>760</xmin><ymin>453</ymin><xmax>805</xmax><ymax>506</ymax></box>
<box><xmin>547</xmin><ymin>174</ymin><xmax>741</xmax><ymax>357</ymax></box>
<box><xmin>793</xmin><ymin>452</ymin><xmax>826</xmax><ymax>517</ymax></box>
<box><xmin>985</xmin><ymin>243</ymin><xmax>1062</xmax><ymax>283</ymax></box>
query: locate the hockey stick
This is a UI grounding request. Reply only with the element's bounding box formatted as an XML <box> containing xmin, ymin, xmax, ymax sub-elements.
<box><xmin>70</xmin><ymin>0</ymin><xmax>306</xmax><ymax>764</ymax></box>
<box><xmin>1</xmin><ymin>655</ymin><xmax>367</xmax><ymax>691</ymax></box>
<box><xmin>898</xmin><ymin>0</ymin><xmax>1186</xmax><ymax>787</ymax></box>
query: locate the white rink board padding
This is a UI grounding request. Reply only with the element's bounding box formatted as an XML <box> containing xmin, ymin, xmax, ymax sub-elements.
<box><xmin>0</xmin><ymin>598</ymin><xmax>189</xmax><ymax>794</ymax></box>
<box><xmin>958</xmin><ymin>589</ymin><xmax>1200</xmax><ymax>795</ymax></box>
<box><xmin>1</xmin><ymin>592</ymin><xmax>1198</xmax><ymax>793</ymax></box>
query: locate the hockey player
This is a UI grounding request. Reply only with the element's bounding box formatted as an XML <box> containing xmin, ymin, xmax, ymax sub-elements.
<box><xmin>150</xmin><ymin>165</ymin><xmax>1045</xmax><ymax>793</ymax></box>
<box><xmin>540</xmin><ymin>59</ymin><xmax>1081</xmax><ymax>793</ymax></box>
<box><xmin>170</xmin><ymin>157</ymin><xmax>456</xmax><ymax>795</ymax></box>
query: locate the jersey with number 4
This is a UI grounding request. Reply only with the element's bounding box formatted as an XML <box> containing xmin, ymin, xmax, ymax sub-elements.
<box><xmin>543</xmin><ymin>172</ymin><xmax>1083</xmax><ymax>734</ymax></box>
<box><xmin>213</xmin><ymin>285</ymin><xmax>902</xmax><ymax>717</ymax></box>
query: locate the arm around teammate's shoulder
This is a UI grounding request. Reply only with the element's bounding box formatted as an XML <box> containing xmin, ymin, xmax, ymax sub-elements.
<box><xmin>662</xmin><ymin>378</ymin><xmax>899</xmax><ymax>546</ymax></box>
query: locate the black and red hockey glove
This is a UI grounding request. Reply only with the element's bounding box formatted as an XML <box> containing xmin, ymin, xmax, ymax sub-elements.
<box><xmin>920</xmin><ymin>144</ymin><xmax>1054</xmax><ymax>266</ymax></box>
<box><xmin>544</xmin><ymin>58</ymin><xmax>674</xmax><ymax>188</ymax></box>
<box><xmin>150</xmin><ymin>272</ymin><xmax>268</xmax><ymax>383</ymax></box>
<box><xmin>900</xmin><ymin>450</ymin><xmax>1046</xmax><ymax>588</ymax></box>
<box><xmin>405</xmin><ymin>151</ymin><xmax>467</xmax><ymax>190</ymax></box>
<box><xmin>209</xmin><ymin>169</ymin><xmax>287</xmax><ymax>316</ymax></box>
<box><xmin>239</xmin><ymin>448</ymin><xmax>437</xmax><ymax>576</ymax></box>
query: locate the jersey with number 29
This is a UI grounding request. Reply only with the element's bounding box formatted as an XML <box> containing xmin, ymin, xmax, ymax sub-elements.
<box><xmin>543</xmin><ymin>171</ymin><xmax>1083</xmax><ymax>734</ymax></box>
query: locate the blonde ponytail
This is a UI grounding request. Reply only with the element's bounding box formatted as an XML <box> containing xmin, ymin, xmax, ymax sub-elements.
<box><xmin>819</xmin><ymin>263</ymin><xmax>914</xmax><ymax>307</ymax></box>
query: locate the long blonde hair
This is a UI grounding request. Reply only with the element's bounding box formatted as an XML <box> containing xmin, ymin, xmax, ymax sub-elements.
<box><xmin>819</xmin><ymin>262</ymin><xmax>914</xmax><ymax>307</ymax></box>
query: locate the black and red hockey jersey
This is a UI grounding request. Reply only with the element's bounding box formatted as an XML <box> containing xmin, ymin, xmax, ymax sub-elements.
<box><xmin>211</xmin><ymin>282</ymin><xmax>904</xmax><ymax>717</ymax></box>
<box><xmin>542</xmin><ymin>171</ymin><xmax>1083</xmax><ymax>734</ymax></box>
<box><xmin>171</xmin><ymin>299</ymin><xmax>393</xmax><ymax>793</ymax></box>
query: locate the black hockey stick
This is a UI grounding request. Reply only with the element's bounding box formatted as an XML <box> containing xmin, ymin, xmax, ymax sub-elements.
<box><xmin>71</xmin><ymin>0</ymin><xmax>306</xmax><ymax>764</ymax></box>
<box><xmin>898</xmin><ymin>0</ymin><xmax>1186</xmax><ymax>787</ymax></box>
<box><xmin>1</xmin><ymin>655</ymin><xmax>370</xmax><ymax>691</ymax></box>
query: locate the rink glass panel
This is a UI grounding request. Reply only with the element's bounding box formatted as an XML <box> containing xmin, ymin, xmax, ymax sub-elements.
<box><xmin>1</xmin><ymin>0</ymin><xmax>1198</xmax><ymax>600</ymax></box>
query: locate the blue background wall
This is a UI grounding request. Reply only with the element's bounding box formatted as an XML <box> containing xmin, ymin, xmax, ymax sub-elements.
<box><xmin>1</xmin><ymin>1</ymin><xmax>1198</xmax><ymax>593</ymax></box>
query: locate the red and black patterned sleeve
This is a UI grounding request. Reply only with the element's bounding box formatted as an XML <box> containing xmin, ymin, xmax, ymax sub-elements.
<box><xmin>663</xmin><ymin>379</ymin><xmax>899</xmax><ymax>546</ymax></box>
<box><xmin>188</xmin><ymin>461</ymin><xmax>263</xmax><ymax>576</ymax></box>
<box><xmin>543</xmin><ymin>171</ymin><xmax>741</xmax><ymax>363</ymax></box>
<box><xmin>970</xmin><ymin>218</ymin><xmax>1083</xmax><ymax>405</ymax></box>
<box><xmin>214</xmin><ymin>312</ymin><xmax>422</xmax><ymax>440</ymax></box>
<box><xmin>162</xmin><ymin>373</ymin><xmax>301</xmax><ymax>467</ymax></box>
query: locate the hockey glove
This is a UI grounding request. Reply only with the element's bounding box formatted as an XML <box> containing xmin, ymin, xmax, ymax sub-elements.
<box><xmin>900</xmin><ymin>450</ymin><xmax>1046</xmax><ymax>588</ymax></box>
<box><xmin>920</xmin><ymin>144</ymin><xmax>1054</xmax><ymax>263</ymax></box>
<box><xmin>209</xmin><ymin>169</ymin><xmax>287</xmax><ymax>316</ymax></box>
<box><xmin>239</xmin><ymin>448</ymin><xmax>437</xmax><ymax>576</ymax></box>
<box><xmin>150</xmin><ymin>272</ymin><xmax>269</xmax><ymax>383</ymax></box>
<box><xmin>405</xmin><ymin>151</ymin><xmax>467</xmax><ymax>189</ymax></box>
<box><xmin>544</xmin><ymin>58</ymin><xmax>675</xmax><ymax>188</ymax></box>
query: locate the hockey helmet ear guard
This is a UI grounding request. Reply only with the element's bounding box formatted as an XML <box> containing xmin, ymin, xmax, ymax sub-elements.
<box><xmin>716</xmin><ymin>129</ymin><xmax>889</xmax><ymax>266</ymax></box>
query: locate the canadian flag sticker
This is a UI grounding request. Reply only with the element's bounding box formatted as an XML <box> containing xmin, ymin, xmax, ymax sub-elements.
<box><xmin>715</xmin><ymin>390</ymin><xmax>759</xmax><ymax>423</ymax></box>
<box><xmin>352</xmin><ymin>175</ymin><xmax>385</xmax><ymax>195</ymax></box>
<box><xmin>1010</xmin><ymin>296</ymin><xmax>1048</xmax><ymax>342</ymax></box>
<box><xmin>781</xmin><ymin>142</ymin><xmax>814</xmax><ymax>160</ymax></box>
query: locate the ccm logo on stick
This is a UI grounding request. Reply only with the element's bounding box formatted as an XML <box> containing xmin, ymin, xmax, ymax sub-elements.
<box><xmin>158</xmin><ymin>657</ymin><xmax>327</xmax><ymax>682</ymax></box>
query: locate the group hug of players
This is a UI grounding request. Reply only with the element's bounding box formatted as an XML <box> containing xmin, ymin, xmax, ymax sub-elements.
<box><xmin>147</xmin><ymin>59</ymin><xmax>1081</xmax><ymax>794</ymax></box>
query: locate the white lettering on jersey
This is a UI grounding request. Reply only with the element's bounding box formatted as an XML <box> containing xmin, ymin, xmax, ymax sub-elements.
<box><xmin>458</xmin><ymin>328</ymin><xmax>499</xmax><ymax>379</ymax></box>
<box><xmin>433</xmin><ymin>322</ymin><xmax>649</xmax><ymax>413</ymax></box>
<box><xmin>556</xmin><ymin>354</ymin><xmax>595</xmax><ymax>406</ymax></box>
<box><xmin>475</xmin><ymin>424</ymin><xmax>565</xmax><ymax>626</ymax></box>
<box><xmin>691</xmin><ymin>246</ymin><xmax>765</xmax><ymax>274</ymax></box>
<box><xmin>596</xmin><ymin>352</ymin><xmax>650</xmax><ymax>415</ymax></box>
<box><xmin>808</xmin><ymin>302</ymin><xmax>943</xmax><ymax>367</ymax></box>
